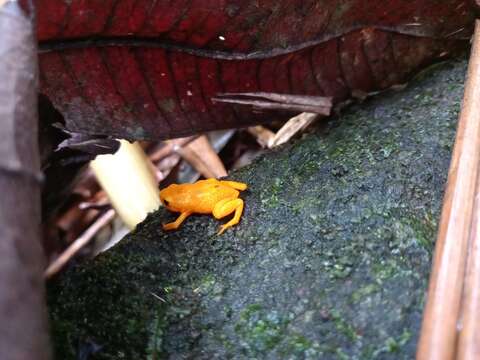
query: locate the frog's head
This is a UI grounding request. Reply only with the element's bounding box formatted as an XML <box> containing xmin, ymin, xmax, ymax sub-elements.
<box><xmin>159</xmin><ymin>184</ymin><xmax>180</xmax><ymax>211</ymax></box>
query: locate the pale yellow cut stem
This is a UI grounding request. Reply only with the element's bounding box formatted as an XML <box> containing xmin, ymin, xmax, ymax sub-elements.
<box><xmin>91</xmin><ymin>140</ymin><xmax>161</xmax><ymax>229</ymax></box>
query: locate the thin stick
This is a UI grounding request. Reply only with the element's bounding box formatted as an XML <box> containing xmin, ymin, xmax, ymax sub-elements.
<box><xmin>417</xmin><ymin>20</ymin><xmax>480</xmax><ymax>360</ymax></box>
<box><xmin>44</xmin><ymin>209</ymin><xmax>116</xmax><ymax>279</ymax></box>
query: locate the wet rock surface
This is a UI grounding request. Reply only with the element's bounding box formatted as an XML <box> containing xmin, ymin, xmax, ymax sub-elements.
<box><xmin>48</xmin><ymin>58</ymin><xmax>466</xmax><ymax>359</ymax></box>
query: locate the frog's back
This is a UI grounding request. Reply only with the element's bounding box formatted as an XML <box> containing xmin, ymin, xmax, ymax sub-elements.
<box><xmin>191</xmin><ymin>180</ymin><xmax>239</xmax><ymax>214</ymax></box>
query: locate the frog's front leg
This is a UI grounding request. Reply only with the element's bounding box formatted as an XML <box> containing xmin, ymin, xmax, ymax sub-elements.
<box><xmin>213</xmin><ymin>198</ymin><xmax>244</xmax><ymax>235</ymax></box>
<box><xmin>163</xmin><ymin>211</ymin><xmax>192</xmax><ymax>231</ymax></box>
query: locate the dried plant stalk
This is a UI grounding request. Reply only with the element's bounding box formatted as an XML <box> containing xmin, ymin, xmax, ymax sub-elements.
<box><xmin>417</xmin><ymin>19</ymin><xmax>480</xmax><ymax>360</ymax></box>
<box><xmin>457</xmin><ymin>172</ymin><xmax>480</xmax><ymax>359</ymax></box>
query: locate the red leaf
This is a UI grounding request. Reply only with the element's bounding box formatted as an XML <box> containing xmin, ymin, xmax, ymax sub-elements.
<box><xmin>37</xmin><ymin>0</ymin><xmax>474</xmax><ymax>140</ymax></box>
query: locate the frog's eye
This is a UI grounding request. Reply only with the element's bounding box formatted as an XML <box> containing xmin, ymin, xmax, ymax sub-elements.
<box><xmin>163</xmin><ymin>199</ymin><xmax>170</xmax><ymax>206</ymax></box>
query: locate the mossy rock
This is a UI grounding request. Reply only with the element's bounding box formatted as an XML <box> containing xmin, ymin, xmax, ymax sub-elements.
<box><xmin>48</xmin><ymin>58</ymin><xmax>466</xmax><ymax>359</ymax></box>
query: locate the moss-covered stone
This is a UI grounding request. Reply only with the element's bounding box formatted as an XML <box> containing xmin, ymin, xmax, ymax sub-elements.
<box><xmin>48</xmin><ymin>57</ymin><xmax>467</xmax><ymax>359</ymax></box>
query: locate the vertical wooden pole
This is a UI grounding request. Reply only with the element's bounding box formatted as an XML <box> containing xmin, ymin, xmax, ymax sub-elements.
<box><xmin>0</xmin><ymin>1</ymin><xmax>51</xmax><ymax>359</ymax></box>
<box><xmin>417</xmin><ymin>20</ymin><xmax>480</xmax><ymax>360</ymax></box>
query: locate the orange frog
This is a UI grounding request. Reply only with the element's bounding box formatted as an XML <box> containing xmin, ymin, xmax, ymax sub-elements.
<box><xmin>160</xmin><ymin>178</ymin><xmax>248</xmax><ymax>234</ymax></box>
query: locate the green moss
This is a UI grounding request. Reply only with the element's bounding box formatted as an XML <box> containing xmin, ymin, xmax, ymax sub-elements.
<box><xmin>235</xmin><ymin>304</ymin><xmax>289</xmax><ymax>354</ymax></box>
<box><xmin>351</xmin><ymin>283</ymin><xmax>380</xmax><ymax>303</ymax></box>
<box><xmin>330</xmin><ymin>309</ymin><xmax>359</xmax><ymax>342</ymax></box>
<box><xmin>372</xmin><ymin>259</ymin><xmax>402</xmax><ymax>282</ymax></box>
<box><xmin>261</xmin><ymin>177</ymin><xmax>283</xmax><ymax>208</ymax></box>
<box><xmin>284</xmin><ymin>334</ymin><xmax>314</xmax><ymax>353</ymax></box>
<box><xmin>371</xmin><ymin>330</ymin><xmax>412</xmax><ymax>358</ymax></box>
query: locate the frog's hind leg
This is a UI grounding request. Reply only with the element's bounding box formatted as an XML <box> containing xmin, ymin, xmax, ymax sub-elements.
<box><xmin>163</xmin><ymin>211</ymin><xmax>192</xmax><ymax>231</ymax></box>
<box><xmin>213</xmin><ymin>198</ymin><xmax>244</xmax><ymax>235</ymax></box>
<box><xmin>219</xmin><ymin>181</ymin><xmax>247</xmax><ymax>191</ymax></box>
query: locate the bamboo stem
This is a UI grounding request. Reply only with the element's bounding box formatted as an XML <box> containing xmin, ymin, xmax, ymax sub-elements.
<box><xmin>457</xmin><ymin>172</ymin><xmax>480</xmax><ymax>359</ymax></box>
<box><xmin>91</xmin><ymin>140</ymin><xmax>161</xmax><ymax>229</ymax></box>
<box><xmin>417</xmin><ymin>20</ymin><xmax>480</xmax><ymax>360</ymax></box>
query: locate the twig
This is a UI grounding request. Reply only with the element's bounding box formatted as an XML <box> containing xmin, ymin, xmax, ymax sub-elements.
<box><xmin>417</xmin><ymin>20</ymin><xmax>480</xmax><ymax>360</ymax></box>
<box><xmin>213</xmin><ymin>92</ymin><xmax>332</xmax><ymax>115</ymax></box>
<box><xmin>45</xmin><ymin>209</ymin><xmax>116</xmax><ymax>279</ymax></box>
<box><xmin>212</xmin><ymin>97</ymin><xmax>331</xmax><ymax>115</ymax></box>
<box><xmin>78</xmin><ymin>200</ymin><xmax>110</xmax><ymax>211</ymax></box>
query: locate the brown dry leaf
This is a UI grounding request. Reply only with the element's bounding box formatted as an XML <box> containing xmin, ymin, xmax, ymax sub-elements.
<box><xmin>185</xmin><ymin>135</ymin><xmax>227</xmax><ymax>178</ymax></box>
<box><xmin>248</xmin><ymin>126</ymin><xmax>275</xmax><ymax>148</ymax></box>
<box><xmin>269</xmin><ymin>113</ymin><xmax>320</xmax><ymax>148</ymax></box>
